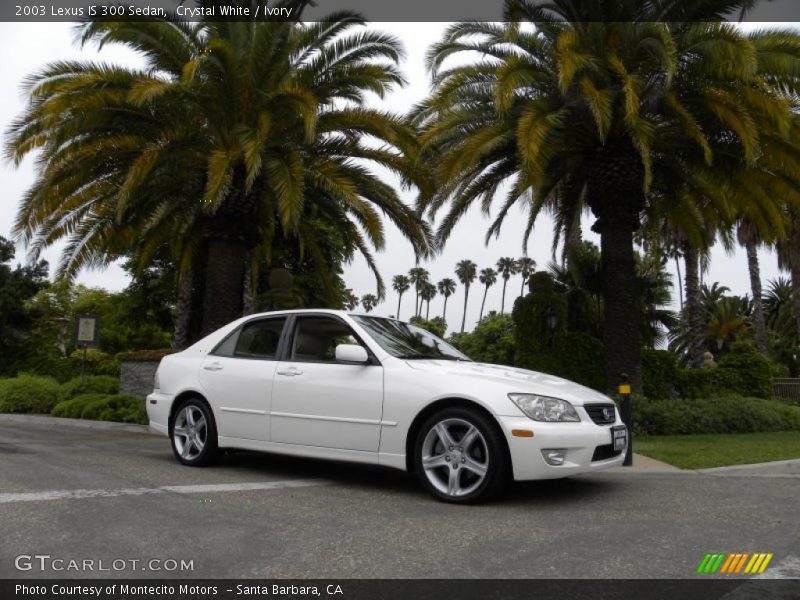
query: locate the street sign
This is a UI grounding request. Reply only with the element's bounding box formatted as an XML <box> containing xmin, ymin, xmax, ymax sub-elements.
<box><xmin>73</xmin><ymin>314</ymin><xmax>100</xmax><ymax>347</ymax></box>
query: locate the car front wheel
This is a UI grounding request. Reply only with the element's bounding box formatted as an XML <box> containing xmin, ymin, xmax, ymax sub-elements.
<box><xmin>170</xmin><ymin>399</ymin><xmax>219</xmax><ymax>466</ymax></box>
<box><xmin>414</xmin><ymin>408</ymin><xmax>508</xmax><ymax>503</ymax></box>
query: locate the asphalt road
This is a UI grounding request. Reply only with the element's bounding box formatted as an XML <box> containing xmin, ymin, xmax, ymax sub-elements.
<box><xmin>0</xmin><ymin>417</ymin><xmax>798</xmax><ymax>580</ymax></box>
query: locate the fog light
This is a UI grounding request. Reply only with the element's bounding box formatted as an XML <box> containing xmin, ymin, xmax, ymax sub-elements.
<box><xmin>542</xmin><ymin>449</ymin><xmax>567</xmax><ymax>466</ymax></box>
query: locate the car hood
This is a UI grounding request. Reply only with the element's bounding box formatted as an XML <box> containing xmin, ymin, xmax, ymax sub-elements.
<box><xmin>402</xmin><ymin>359</ymin><xmax>613</xmax><ymax>406</ymax></box>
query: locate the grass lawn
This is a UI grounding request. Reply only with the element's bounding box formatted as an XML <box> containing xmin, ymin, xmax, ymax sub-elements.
<box><xmin>634</xmin><ymin>431</ymin><xmax>800</xmax><ymax>469</ymax></box>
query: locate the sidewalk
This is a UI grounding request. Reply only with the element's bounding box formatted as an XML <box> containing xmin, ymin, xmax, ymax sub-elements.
<box><xmin>610</xmin><ymin>453</ymin><xmax>681</xmax><ymax>472</ymax></box>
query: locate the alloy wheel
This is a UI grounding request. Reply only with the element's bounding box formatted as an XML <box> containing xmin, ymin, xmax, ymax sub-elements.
<box><xmin>421</xmin><ymin>417</ymin><xmax>489</xmax><ymax>498</ymax></box>
<box><xmin>172</xmin><ymin>405</ymin><xmax>207</xmax><ymax>461</ymax></box>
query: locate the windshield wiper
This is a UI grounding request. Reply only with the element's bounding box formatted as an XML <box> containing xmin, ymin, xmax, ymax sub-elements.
<box><xmin>395</xmin><ymin>354</ymin><xmax>470</xmax><ymax>361</ymax></box>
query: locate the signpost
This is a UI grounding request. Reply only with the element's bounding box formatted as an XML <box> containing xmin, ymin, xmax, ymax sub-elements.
<box><xmin>618</xmin><ymin>373</ymin><xmax>633</xmax><ymax>467</ymax></box>
<box><xmin>73</xmin><ymin>315</ymin><xmax>100</xmax><ymax>382</ymax></box>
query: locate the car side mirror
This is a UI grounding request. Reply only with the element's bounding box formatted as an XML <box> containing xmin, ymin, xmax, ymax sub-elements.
<box><xmin>335</xmin><ymin>344</ymin><xmax>369</xmax><ymax>364</ymax></box>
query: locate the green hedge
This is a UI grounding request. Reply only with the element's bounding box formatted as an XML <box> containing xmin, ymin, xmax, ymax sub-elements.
<box><xmin>633</xmin><ymin>396</ymin><xmax>800</xmax><ymax>436</ymax></box>
<box><xmin>58</xmin><ymin>375</ymin><xmax>119</xmax><ymax>403</ymax></box>
<box><xmin>51</xmin><ymin>393</ymin><xmax>147</xmax><ymax>424</ymax></box>
<box><xmin>643</xmin><ymin>343</ymin><xmax>775</xmax><ymax>400</ymax></box>
<box><xmin>0</xmin><ymin>375</ymin><xmax>62</xmax><ymax>413</ymax></box>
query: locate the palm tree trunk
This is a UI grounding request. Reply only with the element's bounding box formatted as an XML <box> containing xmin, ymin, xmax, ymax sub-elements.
<box><xmin>599</xmin><ymin>218</ymin><xmax>642</xmax><ymax>394</ymax></box>
<box><xmin>479</xmin><ymin>286</ymin><xmax>489</xmax><ymax>321</ymax></box>
<box><xmin>442</xmin><ymin>296</ymin><xmax>448</xmax><ymax>324</ymax></box>
<box><xmin>201</xmin><ymin>237</ymin><xmax>247</xmax><ymax>336</ymax></box>
<box><xmin>461</xmin><ymin>287</ymin><xmax>469</xmax><ymax>333</ymax></box>
<box><xmin>501</xmin><ymin>280</ymin><xmax>508</xmax><ymax>313</ymax></box>
<box><xmin>519</xmin><ymin>276</ymin><xmax>526</xmax><ymax>299</ymax></box>
<box><xmin>682</xmin><ymin>242</ymin><xmax>705</xmax><ymax>369</ymax></box>
<box><xmin>745</xmin><ymin>239</ymin><xmax>767</xmax><ymax>353</ymax></box>
<box><xmin>426</xmin><ymin>300</ymin><xmax>431</xmax><ymax>320</ymax></box>
<box><xmin>788</xmin><ymin>231</ymin><xmax>800</xmax><ymax>340</ymax></box>
<box><xmin>172</xmin><ymin>267</ymin><xmax>193</xmax><ymax>349</ymax></box>
<box><xmin>675</xmin><ymin>255</ymin><xmax>683</xmax><ymax>310</ymax></box>
<box><xmin>242</xmin><ymin>260</ymin><xmax>254</xmax><ymax>316</ymax></box>
<box><xmin>397</xmin><ymin>293</ymin><xmax>403</xmax><ymax>320</ymax></box>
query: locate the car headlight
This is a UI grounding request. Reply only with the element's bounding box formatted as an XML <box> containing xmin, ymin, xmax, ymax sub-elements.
<box><xmin>508</xmin><ymin>394</ymin><xmax>580</xmax><ymax>422</ymax></box>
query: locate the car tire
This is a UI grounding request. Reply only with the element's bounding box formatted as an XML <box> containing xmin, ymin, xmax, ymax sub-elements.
<box><xmin>414</xmin><ymin>407</ymin><xmax>509</xmax><ymax>503</ymax></box>
<box><xmin>169</xmin><ymin>398</ymin><xmax>220</xmax><ymax>466</ymax></box>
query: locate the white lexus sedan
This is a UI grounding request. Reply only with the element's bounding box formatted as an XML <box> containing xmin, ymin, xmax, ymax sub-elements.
<box><xmin>147</xmin><ymin>309</ymin><xmax>627</xmax><ymax>503</ymax></box>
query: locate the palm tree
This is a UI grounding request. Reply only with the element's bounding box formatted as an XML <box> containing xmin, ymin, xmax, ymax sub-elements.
<box><xmin>737</xmin><ymin>219</ymin><xmax>768</xmax><ymax>353</ymax></box>
<box><xmin>455</xmin><ymin>260</ymin><xmax>477</xmax><ymax>333</ymax></box>
<box><xmin>416</xmin><ymin>5</ymin><xmax>800</xmax><ymax>392</ymax></box>
<box><xmin>392</xmin><ymin>274</ymin><xmax>411</xmax><ymax>320</ymax></box>
<box><xmin>420</xmin><ymin>281</ymin><xmax>437</xmax><ymax>320</ymax></box>
<box><xmin>408</xmin><ymin>266</ymin><xmax>430</xmax><ymax>317</ymax></box>
<box><xmin>342</xmin><ymin>289</ymin><xmax>359</xmax><ymax>311</ymax></box>
<box><xmin>517</xmin><ymin>257</ymin><xmax>536</xmax><ymax>298</ymax></box>
<box><xmin>496</xmin><ymin>257</ymin><xmax>519</xmax><ymax>313</ymax></box>
<box><xmin>437</xmin><ymin>277</ymin><xmax>457</xmax><ymax>326</ymax></box>
<box><xmin>7</xmin><ymin>3</ymin><xmax>432</xmax><ymax>338</ymax></box>
<box><xmin>478</xmin><ymin>268</ymin><xmax>498</xmax><ymax>322</ymax></box>
<box><xmin>361</xmin><ymin>294</ymin><xmax>378</xmax><ymax>313</ymax></box>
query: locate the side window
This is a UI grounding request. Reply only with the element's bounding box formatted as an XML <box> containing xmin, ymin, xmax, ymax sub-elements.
<box><xmin>233</xmin><ymin>318</ymin><xmax>286</xmax><ymax>359</ymax></box>
<box><xmin>290</xmin><ymin>317</ymin><xmax>365</xmax><ymax>363</ymax></box>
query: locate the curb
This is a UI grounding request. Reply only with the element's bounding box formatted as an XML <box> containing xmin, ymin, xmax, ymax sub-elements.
<box><xmin>0</xmin><ymin>413</ymin><xmax>157</xmax><ymax>435</ymax></box>
<box><xmin>696</xmin><ymin>458</ymin><xmax>800</xmax><ymax>475</ymax></box>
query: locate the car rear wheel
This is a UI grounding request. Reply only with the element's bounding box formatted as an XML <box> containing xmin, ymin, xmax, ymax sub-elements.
<box><xmin>170</xmin><ymin>398</ymin><xmax>219</xmax><ymax>466</ymax></box>
<box><xmin>414</xmin><ymin>407</ymin><xmax>508</xmax><ymax>503</ymax></box>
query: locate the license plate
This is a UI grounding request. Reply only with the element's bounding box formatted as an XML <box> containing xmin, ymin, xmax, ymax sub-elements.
<box><xmin>611</xmin><ymin>425</ymin><xmax>627</xmax><ymax>451</ymax></box>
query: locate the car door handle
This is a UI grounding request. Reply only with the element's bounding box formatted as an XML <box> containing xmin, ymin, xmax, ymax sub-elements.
<box><xmin>276</xmin><ymin>367</ymin><xmax>303</xmax><ymax>376</ymax></box>
<box><xmin>203</xmin><ymin>362</ymin><xmax>224</xmax><ymax>371</ymax></box>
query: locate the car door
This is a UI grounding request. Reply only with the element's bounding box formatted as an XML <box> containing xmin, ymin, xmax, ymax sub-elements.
<box><xmin>199</xmin><ymin>316</ymin><xmax>287</xmax><ymax>442</ymax></box>
<box><xmin>270</xmin><ymin>315</ymin><xmax>383</xmax><ymax>452</ymax></box>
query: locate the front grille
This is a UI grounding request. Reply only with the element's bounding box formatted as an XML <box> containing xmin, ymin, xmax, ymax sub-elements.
<box><xmin>592</xmin><ymin>444</ymin><xmax>623</xmax><ymax>462</ymax></box>
<box><xmin>584</xmin><ymin>403</ymin><xmax>616</xmax><ymax>425</ymax></box>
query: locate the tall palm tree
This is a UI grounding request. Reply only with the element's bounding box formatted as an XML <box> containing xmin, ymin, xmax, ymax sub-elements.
<box><xmin>416</xmin><ymin>4</ymin><xmax>800</xmax><ymax>392</ymax></box>
<box><xmin>496</xmin><ymin>257</ymin><xmax>519</xmax><ymax>313</ymax></box>
<box><xmin>737</xmin><ymin>219</ymin><xmax>768</xmax><ymax>353</ymax></box>
<box><xmin>7</xmin><ymin>3</ymin><xmax>432</xmax><ymax>338</ymax></box>
<box><xmin>408</xmin><ymin>266</ymin><xmax>430</xmax><ymax>317</ymax></box>
<box><xmin>361</xmin><ymin>294</ymin><xmax>378</xmax><ymax>313</ymax></box>
<box><xmin>392</xmin><ymin>274</ymin><xmax>411</xmax><ymax>320</ymax></box>
<box><xmin>455</xmin><ymin>260</ymin><xmax>477</xmax><ymax>333</ymax></box>
<box><xmin>342</xmin><ymin>289</ymin><xmax>359</xmax><ymax>311</ymax></box>
<box><xmin>420</xmin><ymin>281</ymin><xmax>437</xmax><ymax>320</ymax></box>
<box><xmin>437</xmin><ymin>277</ymin><xmax>457</xmax><ymax>325</ymax></box>
<box><xmin>517</xmin><ymin>257</ymin><xmax>536</xmax><ymax>298</ymax></box>
<box><xmin>478</xmin><ymin>268</ymin><xmax>498</xmax><ymax>322</ymax></box>
<box><xmin>776</xmin><ymin>215</ymin><xmax>800</xmax><ymax>341</ymax></box>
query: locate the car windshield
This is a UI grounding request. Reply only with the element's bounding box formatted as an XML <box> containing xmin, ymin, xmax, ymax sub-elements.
<box><xmin>352</xmin><ymin>316</ymin><xmax>471</xmax><ymax>361</ymax></box>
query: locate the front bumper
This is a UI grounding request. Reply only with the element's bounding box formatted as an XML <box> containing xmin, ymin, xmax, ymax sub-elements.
<box><xmin>497</xmin><ymin>415</ymin><xmax>627</xmax><ymax>481</ymax></box>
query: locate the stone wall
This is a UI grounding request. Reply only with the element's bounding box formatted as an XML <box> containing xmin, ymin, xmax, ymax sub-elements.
<box><xmin>119</xmin><ymin>360</ymin><xmax>160</xmax><ymax>399</ymax></box>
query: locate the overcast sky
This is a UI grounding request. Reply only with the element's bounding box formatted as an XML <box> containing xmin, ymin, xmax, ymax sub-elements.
<box><xmin>0</xmin><ymin>21</ymin><xmax>793</xmax><ymax>332</ymax></box>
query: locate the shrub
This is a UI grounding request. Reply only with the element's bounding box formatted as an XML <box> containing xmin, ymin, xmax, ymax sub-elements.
<box><xmin>642</xmin><ymin>350</ymin><xmax>679</xmax><ymax>399</ymax></box>
<box><xmin>449</xmin><ymin>313</ymin><xmax>516</xmax><ymax>365</ymax></box>
<box><xmin>632</xmin><ymin>396</ymin><xmax>800</xmax><ymax>436</ymax></box>
<box><xmin>716</xmin><ymin>342</ymin><xmax>775</xmax><ymax>399</ymax></box>
<box><xmin>58</xmin><ymin>375</ymin><xmax>119</xmax><ymax>402</ymax></box>
<box><xmin>0</xmin><ymin>374</ymin><xmax>62</xmax><ymax>413</ymax></box>
<box><xmin>68</xmin><ymin>348</ymin><xmax>121</xmax><ymax>377</ymax></box>
<box><xmin>51</xmin><ymin>393</ymin><xmax>147</xmax><ymax>424</ymax></box>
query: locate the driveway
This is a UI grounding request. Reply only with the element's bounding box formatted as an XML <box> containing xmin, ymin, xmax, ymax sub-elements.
<box><xmin>0</xmin><ymin>416</ymin><xmax>798</xmax><ymax>580</ymax></box>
